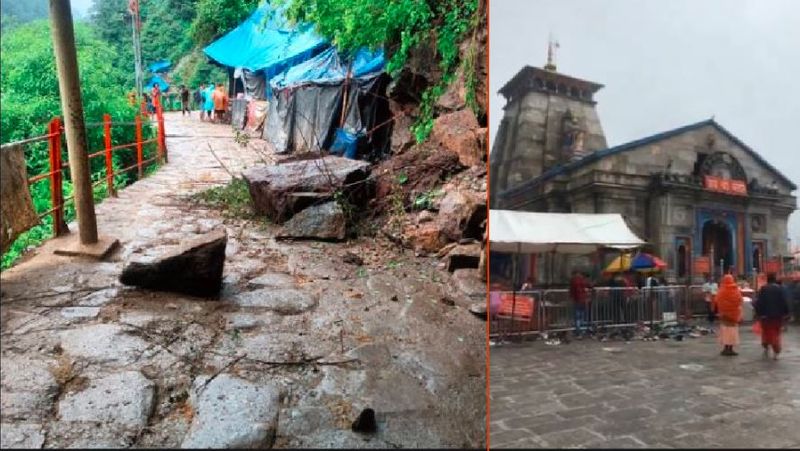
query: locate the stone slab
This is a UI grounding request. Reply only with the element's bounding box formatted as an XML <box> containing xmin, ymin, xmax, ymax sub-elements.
<box><xmin>58</xmin><ymin>371</ymin><xmax>155</xmax><ymax>428</ymax></box>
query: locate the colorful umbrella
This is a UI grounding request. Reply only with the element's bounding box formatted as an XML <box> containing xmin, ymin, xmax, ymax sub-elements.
<box><xmin>603</xmin><ymin>253</ymin><xmax>667</xmax><ymax>273</ymax></box>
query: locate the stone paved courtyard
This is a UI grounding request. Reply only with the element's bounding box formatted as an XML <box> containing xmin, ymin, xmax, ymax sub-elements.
<box><xmin>490</xmin><ymin>325</ymin><xmax>800</xmax><ymax>449</ymax></box>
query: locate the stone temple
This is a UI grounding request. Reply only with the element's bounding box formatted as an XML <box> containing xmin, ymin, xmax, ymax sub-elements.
<box><xmin>490</xmin><ymin>59</ymin><xmax>797</xmax><ymax>285</ymax></box>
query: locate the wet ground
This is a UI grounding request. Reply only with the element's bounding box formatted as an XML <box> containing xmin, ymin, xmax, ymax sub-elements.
<box><xmin>0</xmin><ymin>113</ymin><xmax>486</xmax><ymax>448</ymax></box>
<box><xmin>490</xmin><ymin>325</ymin><xmax>800</xmax><ymax>448</ymax></box>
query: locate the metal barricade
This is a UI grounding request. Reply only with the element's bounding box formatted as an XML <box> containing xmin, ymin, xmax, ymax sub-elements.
<box><xmin>540</xmin><ymin>289</ymin><xmax>574</xmax><ymax>333</ymax></box>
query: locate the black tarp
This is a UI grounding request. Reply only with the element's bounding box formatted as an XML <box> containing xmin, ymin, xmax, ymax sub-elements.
<box><xmin>263</xmin><ymin>74</ymin><xmax>390</xmax><ymax>160</ymax></box>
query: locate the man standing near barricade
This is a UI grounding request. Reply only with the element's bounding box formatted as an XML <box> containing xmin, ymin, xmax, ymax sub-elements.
<box><xmin>180</xmin><ymin>85</ymin><xmax>190</xmax><ymax>117</ymax></box>
<box><xmin>754</xmin><ymin>274</ymin><xmax>790</xmax><ymax>359</ymax></box>
<box><xmin>702</xmin><ymin>273</ymin><xmax>719</xmax><ymax>324</ymax></box>
<box><xmin>570</xmin><ymin>270</ymin><xmax>590</xmax><ymax>338</ymax></box>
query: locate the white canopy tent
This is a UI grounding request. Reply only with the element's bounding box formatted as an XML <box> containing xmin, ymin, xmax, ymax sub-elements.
<box><xmin>489</xmin><ymin>210</ymin><xmax>645</xmax><ymax>254</ymax></box>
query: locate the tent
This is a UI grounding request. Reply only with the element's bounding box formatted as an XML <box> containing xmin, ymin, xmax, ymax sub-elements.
<box><xmin>203</xmin><ymin>4</ymin><xmax>328</xmax><ymax>99</ymax></box>
<box><xmin>489</xmin><ymin>210</ymin><xmax>645</xmax><ymax>254</ymax></box>
<box><xmin>148</xmin><ymin>59</ymin><xmax>171</xmax><ymax>73</ymax></box>
<box><xmin>145</xmin><ymin>75</ymin><xmax>169</xmax><ymax>92</ymax></box>
<box><xmin>263</xmin><ymin>47</ymin><xmax>391</xmax><ymax>158</ymax></box>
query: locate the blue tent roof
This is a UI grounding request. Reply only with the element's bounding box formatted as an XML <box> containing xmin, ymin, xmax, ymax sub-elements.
<box><xmin>203</xmin><ymin>4</ymin><xmax>327</xmax><ymax>78</ymax></box>
<box><xmin>269</xmin><ymin>47</ymin><xmax>385</xmax><ymax>89</ymax></box>
<box><xmin>148</xmin><ymin>59</ymin><xmax>171</xmax><ymax>73</ymax></box>
<box><xmin>146</xmin><ymin>75</ymin><xmax>169</xmax><ymax>92</ymax></box>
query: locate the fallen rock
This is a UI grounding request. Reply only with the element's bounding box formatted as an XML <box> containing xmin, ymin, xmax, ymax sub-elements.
<box><xmin>402</xmin><ymin>222</ymin><xmax>446</xmax><ymax>254</ymax></box>
<box><xmin>436</xmin><ymin>190</ymin><xmax>486</xmax><ymax>242</ymax></box>
<box><xmin>444</xmin><ymin>243</ymin><xmax>481</xmax><ymax>272</ymax></box>
<box><xmin>120</xmin><ymin>228</ymin><xmax>227</xmax><ymax>297</ymax></box>
<box><xmin>450</xmin><ymin>268</ymin><xmax>485</xmax><ymax>297</ymax></box>
<box><xmin>243</xmin><ymin>156</ymin><xmax>371</xmax><ymax>223</ymax></box>
<box><xmin>429</xmin><ymin>109</ymin><xmax>484</xmax><ymax>167</ymax></box>
<box><xmin>58</xmin><ymin>371</ymin><xmax>154</xmax><ymax>429</ymax></box>
<box><xmin>342</xmin><ymin>251</ymin><xmax>364</xmax><ymax>266</ymax></box>
<box><xmin>276</xmin><ymin>201</ymin><xmax>346</xmax><ymax>241</ymax></box>
<box><xmin>351</xmin><ymin>408</ymin><xmax>377</xmax><ymax>434</ymax></box>
<box><xmin>232</xmin><ymin>288</ymin><xmax>317</xmax><ymax>315</ymax></box>
<box><xmin>0</xmin><ymin>423</ymin><xmax>46</xmax><ymax>449</ymax></box>
<box><xmin>181</xmin><ymin>374</ymin><xmax>280</xmax><ymax>449</ymax></box>
<box><xmin>373</xmin><ymin>148</ymin><xmax>463</xmax><ymax>212</ymax></box>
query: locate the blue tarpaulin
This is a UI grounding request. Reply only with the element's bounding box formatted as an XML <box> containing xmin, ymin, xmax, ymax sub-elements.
<box><xmin>203</xmin><ymin>4</ymin><xmax>327</xmax><ymax>79</ymax></box>
<box><xmin>269</xmin><ymin>47</ymin><xmax>385</xmax><ymax>89</ymax></box>
<box><xmin>146</xmin><ymin>76</ymin><xmax>169</xmax><ymax>92</ymax></box>
<box><xmin>148</xmin><ymin>59</ymin><xmax>171</xmax><ymax>73</ymax></box>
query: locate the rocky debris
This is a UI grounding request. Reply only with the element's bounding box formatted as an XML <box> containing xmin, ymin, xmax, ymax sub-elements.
<box><xmin>59</xmin><ymin>324</ymin><xmax>148</xmax><ymax>365</ymax></box>
<box><xmin>429</xmin><ymin>109</ymin><xmax>485</xmax><ymax>167</ymax></box>
<box><xmin>0</xmin><ymin>423</ymin><xmax>46</xmax><ymax>449</ymax></box>
<box><xmin>445</xmin><ymin>244</ymin><xmax>482</xmax><ymax>272</ymax></box>
<box><xmin>58</xmin><ymin>371</ymin><xmax>155</xmax><ymax>428</ymax></box>
<box><xmin>181</xmin><ymin>374</ymin><xmax>280</xmax><ymax>449</ymax></box>
<box><xmin>243</xmin><ymin>156</ymin><xmax>370</xmax><ymax>223</ymax></box>
<box><xmin>276</xmin><ymin>201</ymin><xmax>346</xmax><ymax>241</ymax></box>
<box><xmin>247</xmin><ymin>272</ymin><xmax>297</xmax><ymax>288</ymax></box>
<box><xmin>0</xmin><ymin>357</ymin><xmax>59</xmax><ymax>421</ymax></box>
<box><xmin>342</xmin><ymin>251</ymin><xmax>364</xmax><ymax>266</ymax></box>
<box><xmin>232</xmin><ymin>288</ymin><xmax>317</xmax><ymax>315</ymax></box>
<box><xmin>120</xmin><ymin>228</ymin><xmax>227</xmax><ymax>297</ymax></box>
<box><xmin>351</xmin><ymin>408</ymin><xmax>378</xmax><ymax>434</ymax></box>
<box><xmin>373</xmin><ymin>148</ymin><xmax>464</xmax><ymax>210</ymax></box>
<box><xmin>436</xmin><ymin>190</ymin><xmax>486</xmax><ymax>242</ymax></box>
<box><xmin>388</xmin><ymin>102</ymin><xmax>416</xmax><ymax>154</ymax></box>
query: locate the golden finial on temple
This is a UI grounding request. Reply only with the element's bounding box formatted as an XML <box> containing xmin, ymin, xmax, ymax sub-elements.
<box><xmin>544</xmin><ymin>33</ymin><xmax>559</xmax><ymax>71</ymax></box>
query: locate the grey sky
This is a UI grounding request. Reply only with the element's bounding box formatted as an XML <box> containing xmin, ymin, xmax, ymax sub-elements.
<box><xmin>489</xmin><ymin>0</ymin><xmax>800</xmax><ymax>247</ymax></box>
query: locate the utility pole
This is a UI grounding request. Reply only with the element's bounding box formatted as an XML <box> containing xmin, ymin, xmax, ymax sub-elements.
<box><xmin>49</xmin><ymin>0</ymin><xmax>118</xmax><ymax>258</ymax></box>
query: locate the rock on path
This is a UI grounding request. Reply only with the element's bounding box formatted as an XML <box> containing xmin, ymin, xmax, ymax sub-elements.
<box><xmin>181</xmin><ymin>374</ymin><xmax>280</xmax><ymax>449</ymax></box>
<box><xmin>232</xmin><ymin>288</ymin><xmax>317</xmax><ymax>314</ymax></box>
<box><xmin>58</xmin><ymin>371</ymin><xmax>155</xmax><ymax>428</ymax></box>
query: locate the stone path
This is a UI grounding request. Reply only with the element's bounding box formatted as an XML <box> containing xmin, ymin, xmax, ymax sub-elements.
<box><xmin>490</xmin><ymin>325</ymin><xmax>800</xmax><ymax>448</ymax></box>
<box><xmin>0</xmin><ymin>113</ymin><xmax>486</xmax><ymax>448</ymax></box>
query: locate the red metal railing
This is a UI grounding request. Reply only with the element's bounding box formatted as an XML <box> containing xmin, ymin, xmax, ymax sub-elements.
<box><xmin>4</xmin><ymin>105</ymin><xmax>168</xmax><ymax>238</ymax></box>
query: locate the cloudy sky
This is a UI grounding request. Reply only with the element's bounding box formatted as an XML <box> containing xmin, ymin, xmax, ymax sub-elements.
<box><xmin>489</xmin><ymin>0</ymin><xmax>800</xmax><ymax>247</ymax></box>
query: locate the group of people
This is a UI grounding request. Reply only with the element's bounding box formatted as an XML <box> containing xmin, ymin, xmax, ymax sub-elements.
<box><xmin>706</xmin><ymin>273</ymin><xmax>792</xmax><ymax>359</ymax></box>
<box><xmin>132</xmin><ymin>83</ymin><xmax>230</xmax><ymax>123</ymax></box>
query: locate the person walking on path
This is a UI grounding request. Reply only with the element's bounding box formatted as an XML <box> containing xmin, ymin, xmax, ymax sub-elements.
<box><xmin>702</xmin><ymin>273</ymin><xmax>719</xmax><ymax>324</ymax></box>
<box><xmin>180</xmin><ymin>85</ymin><xmax>191</xmax><ymax>116</ymax></box>
<box><xmin>194</xmin><ymin>84</ymin><xmax>206</xmax><ymax>120</ymax></box>
<box><xmin>713</xmin><ymin>274</ymin><xmax>744</xmax><ymax>356</ymax></box>
<box><xmin>754</xmin><ymin>274</ymin><xmax>791</xmax><ymax>359</ymax></box>
<box><xmin>203</xmin><ymin>83</ymin><xmax>215</xmax><ymax>122</ymax></box>
<box><xmin>212</xmin><ymin>83</ymin><xmax>229</xmax><ymax>124</ymax></box>
<box><xmin>570</xmin><ymin>270</ymin><xmax>590</xmax><ymax>337</ymax></box>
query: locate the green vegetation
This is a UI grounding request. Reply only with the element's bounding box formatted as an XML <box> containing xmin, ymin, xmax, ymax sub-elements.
<box><xmin>190</xmin><ymin>178</ymin><xmax>257</xmax><ymax>220</ymax></box>
<box><xmin>0</xmin><ymin>20</ymin><xmax>156</xmax><ymax>269</ymax></box>
<box><xmin>280</xmin><ymin>0</ymin><xmax>482</xmax><ymax>142</ymax></box>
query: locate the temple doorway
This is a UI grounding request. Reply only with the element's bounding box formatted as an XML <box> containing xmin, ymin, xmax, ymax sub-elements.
<box><xmin>702</xmin><ymin>220</ymin><xmax>733</xmax><ymax>274</ymax></box>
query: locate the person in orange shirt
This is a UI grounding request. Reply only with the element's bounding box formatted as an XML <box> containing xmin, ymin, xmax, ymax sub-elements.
<box><xmin>713</xmin><ymin>274</ymin><xmax>744</xmax><ymax>356</ymax></box>
<box><xmin>211</xmin><ymin>83</ymin><xmax>228</xmax><ymax>123</ymax></box>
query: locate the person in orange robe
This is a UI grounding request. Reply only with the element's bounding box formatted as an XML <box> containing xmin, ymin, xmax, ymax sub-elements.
<box><xmin>713</xmin><ymin>274</ymin><xmax>743</xmax><ymax>356</ymax></box>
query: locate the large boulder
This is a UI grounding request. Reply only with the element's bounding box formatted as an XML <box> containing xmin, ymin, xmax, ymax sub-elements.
<box><xmin>242</xmin><ymin>156</ymin><xmax>371</xmax><ymax>223</ymax></box>
<box><xmin>402</xmin><ymin>222</ymin><xmax>446</xmax><ymax>255</ymax></box>
<box><xmin>276</xmin><ymin>201</ymin><xmax>346</xmax><ymax>241</ymax></box>
<box><xmin>120</xmin><ymin>228</ymin><xmax>227</xmax><ymax>297</ymax></box>
<box><xmin>444</xmin><ymin>243</ymin><xmax>481</xmax><ymax>272</ymax></box>
<box><xmin>429</xmin><ymin>109</ymin><xmax>485</xmax><ymax>168</ymax></box>
<box><xmin>436</xmin><ymin>190</ymin><xmax>486</xmax><ymax>242</ymax></box>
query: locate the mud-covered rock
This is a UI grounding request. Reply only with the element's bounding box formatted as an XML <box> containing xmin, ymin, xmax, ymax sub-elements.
<box><xmin>120</xmin><ymin>228</ymin><xmax>227</xmax><ymax>297</ymax></box>
<box><xmin>373</xmin><ymin>148</ymin><xmax>463</xmax><ymax>213</ymax></box>
<box><xmin>243</xmin><ymin>156</ymin><xmax>370</xmax><ymax>223</ymax></box>
<box><xmin>429</xmin><ymin>109</ymin><xmax>484</xmax><ymax>167</ymax></box>
<box><xmin>444</xmin><ymin>243</ymin><xmax>482</xmax><ymax>272</ymax></box>
<box><xmin>277</xmin><ymin>201</ymin><xmax>346</xmax><ymax>241</ymax></box>
<box><xmin>403</xmin><ymin>222</ymin><xmax>446</xmax><ymax>254</ymax></box>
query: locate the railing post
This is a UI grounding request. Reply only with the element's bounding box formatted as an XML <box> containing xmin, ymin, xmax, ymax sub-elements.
<box><xmin>103</xmin><ymin>113</ymin><xmax>115</xmax><ymax>197</ymax></box>
<box><xmin>156</xmin><ymin>103</ymin><xmax>167</xmax><ymax>164</ymax></box>
<box><xmin>48</xmin><ymin>117</ymin><xmax>68</xmax><ymax>236</ymax></box>
<box><xmin>140</xmin><ymin>100</ymin><xmax>147</xmax><ymax>118</ymax></box>
<box><xmin>135</xmin><ymin>114</ymin><xmax>144</xmax><ymax>179</ymax></box>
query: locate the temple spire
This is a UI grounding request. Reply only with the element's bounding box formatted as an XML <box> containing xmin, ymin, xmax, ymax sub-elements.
<box><xmin>544</xmin><ymin>34</ymin><xmax>559</xmax><ymax>71</ymax></box>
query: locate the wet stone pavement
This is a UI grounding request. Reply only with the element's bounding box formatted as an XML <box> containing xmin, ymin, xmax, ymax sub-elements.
<box><xmin>490</xmin><ymin>325</ymin><xmax>800</xmax><ymax>449</ymax></box>
<box><xmin>0</xmin><ymin>114</ymin><xmax>486</xmax><ymax>448</ymax></box>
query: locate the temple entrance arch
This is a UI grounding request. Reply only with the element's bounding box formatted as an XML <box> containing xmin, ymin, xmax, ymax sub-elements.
<box><xmin>702</xmin><ymin>220</ymin><xmax>733</xmax><ymax>274</ymax></box>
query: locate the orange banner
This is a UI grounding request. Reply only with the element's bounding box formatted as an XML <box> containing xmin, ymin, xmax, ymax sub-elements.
<box><xmin>693</xmin><ymin>256</ymin><xmax>710</xmax><ymax>275</ymax></box>
<box><xmin>765</xmin><ymin>258</ymin><xmax>780</xmax><ymax>274</ymax></box>
<box><xmin>704</xmin><ymin>175</ymin><xmax>747</xmax><ymax>196</ymax></box>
